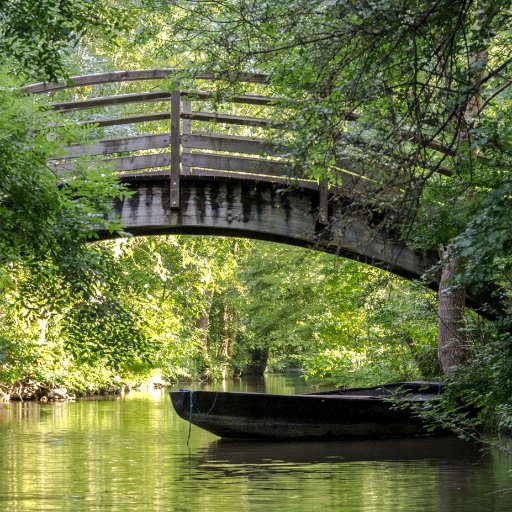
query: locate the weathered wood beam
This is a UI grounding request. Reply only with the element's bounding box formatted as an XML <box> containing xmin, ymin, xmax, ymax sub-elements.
<box><xmin>52</xmin><ymin>91</ymin><xmax>173</xmax><ymax>111</ymax></box>
<box><xmin>50</xmin><ymin>152</ymin><xmax>292</xmax><ymax>177</ymax></box>
<box><xmin>181</xmin><ymin>112</ymin><xmax>272</xmax><ymax>127</ymax></box>
<box><xmin>112</xmin><ymin>176</ymin><xmax>437</xmax><ymax>283</ymax></box>
<box><xmin>318</xmin><ymin>178</ymin><xmax>329</xmax><ymax>225</ymax></box>
<box><xmin>77</xmin><ymin>111</ymin><xmax>271</xmax><ymax>129</ymax></box>
<box><xmin>104</xmin><ymin>174</ymin><xmax>498</xmax><ymax>318</ymax></box>
<box><xmin>62</xmin><ymin>133</ymin><xmax>171</xmax><ymax>157</ymax></box>
<box><xmin>24</xmin><ymin>69</ymin><xmax>270</xmax><ymax>94</ymax></box>
<box><xmin>181</xmin><ymin>91</ymin><xmax>276</xmax><ymax>105</ymax></box>
<box><xmin>170</xmin><ymin>90</ymin><xmax>181</xmax><ymax>209</ymax></box>
<box><xmin>49</xmin><ymin>153</ymin><xmax>171</xmax><ymax>174</ymax></box>
<box><xmin>182</xmin><ymin>100</ymin><xmax>191</xmax><ymax>174</ymax></box>
<box><xmin>51</xmin><ymin>90</ymin><xmax>277</xmax><ymax>112</ymax></box>
<box><xmin>182</xmin><ymin>133</ymin><xmax>281</xmax><ymax>156</ymax></box>
<box><xmin>78</xmin><ymin>111</ymin><xmax>171</xmax><ymax>127</ymax></box>
<box><xmin>182</xmin><ymin>152</ymin><xmax>292</xmax><ymax>176</ymax></box>
<box><xmin>119</xmin><ymin>168</ymin><xmax>317</xmax><ymax>188</ymax></box>
<box><xmin>187</xmin><ymin>168</ymin><xmax>313</xmax><ymax>186</ymax></box>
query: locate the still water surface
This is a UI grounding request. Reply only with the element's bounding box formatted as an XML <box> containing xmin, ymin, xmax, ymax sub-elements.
<box><xmin>0</xmin><ymin>374</ymin><xmax>511</xmax><ymax>511</ymax></box>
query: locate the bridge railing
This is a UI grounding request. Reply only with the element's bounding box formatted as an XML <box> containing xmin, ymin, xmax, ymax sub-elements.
<box><xmin>28</xmin><ymin>69</ymin><xmax>322</xmax><ymax>211</ymax></box>
<box><xmin>26</xmin><ymin>69</ymin><xmax>453</xmax><ymax>220</ymax></box>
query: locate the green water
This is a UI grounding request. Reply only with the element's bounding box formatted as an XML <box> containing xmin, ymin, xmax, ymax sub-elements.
<box><xmin>0</xmin><ymin>375</ymin><xmax>511</xmax><ymax>511</ymax></box>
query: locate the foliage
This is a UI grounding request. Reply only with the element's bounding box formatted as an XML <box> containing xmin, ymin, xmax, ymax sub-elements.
<box><xmin>207</xmin><ymin>242</ymin><xmax>440</xmax><ymax>387</ymax></box>
<box><xmin>0</xmin><ymin>69</ymin><xmax>127</xmax><ymax>259</ymax></box>
<box><xmin>0</xmin><ymin>0</ymin><xmax>129</xmax><ymax>80</ymax></box>
<box><xmin>0</xmin><ymin>64</ymin><xmax>133</xmax><ymax>390</ymax></box>
<box><xmin>411</xmin><ymin>334</ymin><xmax>512</xmax><ymax>437</ymax></box>
<box><xmin>0</xmin><ymin>0</ymin><xmax>511</xmax><ymax>445</ymax></box>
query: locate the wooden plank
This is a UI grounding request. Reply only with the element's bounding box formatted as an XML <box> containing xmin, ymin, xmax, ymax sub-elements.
<box><xmin>113</xmin><ymin>154</ymin><xmax>170</xmax><ymax>172</ymax></box>
<box><xmin>77</xmin><ymin>111</ymin><xmax>271</xmax><ymax>129</ymax></box>
<box><xmin>182</xmin><ymin>152</ymin><xmax>293</xmax><ymax>177</ymax></box>
<box><xmin>186</xmin><ymin>168</ymin><xmax>315</xmax><ymax>187</ymax></box>
<box><xmin>52</xmin><ymin>90</ymin><xmax>277</xmax><ymax>112</ymax></box>
<box><xmin>62</xmin><ymin>133</ymin><xmax>171</xmax><ymax>157</ymax></box>
<box><xmin>170</xmin><ymin>90</ymin><xmax>181</xmax><ymax>208</ymax></box>
<box><xmin>60</xmin><ymin>132</ymin><xmax>286</xmax><ymax>161</ymax></box>
<box><xmin>182</xmin><ymin>133</ymin><xmax>282</xmax><ymax>156</ymax></box>
<box><xmin>184</xmin><ymin>168</ymin><xmax>318</xmax><ymax>190</ymax></box>
<box><xmin>49</xmin><ymin>153</ymin><xmax>171</xmax><ymax>174</ymax></box>
<box><xmin>118</xmin><ymin>167</ymin><xmax>314</xmax><ymax>188</ymax></box>
<box><xmin>51</xmin><ymin>152</ymin><xmax>290</xmax><ymax>176</ymax></box>
<box><xmin>61</xmin><ymin>133</ymin><xmax>284</xmax><ymax>161</ymax></box>
<box><xmin>24</xmin><ymin>69</ymin><xmax>270</xmax><ymax>94</ymax></box>
<box><xmin>181</xmin><ymin>111</ymin><xmax>271</xmax><ymax>127</ymax></box>
<box><xmin>318</xmin><ymin>178</ymin><xmax>329</xmax><ymax>225</ymax></box>
<box><xmin>78</xmin><ymin>111</ymin><xmax>171</xmax><ymax>127</ymax></box>
<box><xmin>182</xmin><ymin>100</ymin><xmax>191</xmax><ymax>173</ymax></box>
<box><xmin>52</xmin><ymin>91</ymin><xmax>172</xmax><ymax>111</ymax></box>
<box><xmin>26</xmin><ymin>69</ymin><xmax>178</xmax><ymax>93</ymax></box>
<box><xmin>182</xmin><ymin>91</ymin><xmax>277</xmax><ymax>106</ymax></box>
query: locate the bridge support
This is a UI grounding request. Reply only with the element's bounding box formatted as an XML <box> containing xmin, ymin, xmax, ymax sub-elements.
<box><xmin>170</xmin><ymin>90</ymin><xmax>181</xmax><ymax>209</ymax></box>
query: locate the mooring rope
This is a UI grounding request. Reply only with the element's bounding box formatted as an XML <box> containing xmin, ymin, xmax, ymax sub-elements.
<box><xmin>187</xmin><ymin>389</ymin><xmax>193</xmax><ymax>446</ymax></box>
<box><xmin>182</xmin><ymin>389</ymin><xmax>218</xmax><ymax>446</ymax></box>
<box><xmin>204</xmin><ymin>392</ymin><xmax>219</xmax><ymax>415</ymax></box>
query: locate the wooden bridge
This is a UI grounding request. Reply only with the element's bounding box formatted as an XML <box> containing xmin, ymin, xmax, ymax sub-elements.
<box><xmin>25</xmin><ymin>69</ymin><xmax>492</xmax><ymax>313</ymax></box>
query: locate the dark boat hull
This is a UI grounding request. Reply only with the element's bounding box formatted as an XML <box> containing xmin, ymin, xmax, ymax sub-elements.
<box><xmin>170</xmin><ymin>382</ymin><xmax>442</xmax><ymax>440</ymax></box>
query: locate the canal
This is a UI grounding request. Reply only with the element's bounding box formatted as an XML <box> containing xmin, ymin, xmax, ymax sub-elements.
<box><xmin>0</xmin><ymin>375</ymin><xmax>511</xmax><ymax>511</ymax></box>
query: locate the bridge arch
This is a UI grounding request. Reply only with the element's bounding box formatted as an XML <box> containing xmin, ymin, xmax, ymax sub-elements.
<box><xmin>113</xmin><ymin>172</ymin><xmax>436</xmax><ymax>282</ymax></box>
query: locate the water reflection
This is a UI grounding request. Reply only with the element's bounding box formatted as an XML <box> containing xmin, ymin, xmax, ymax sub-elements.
<box><xmin>200</xmin><ymin>436</ymin><xmax>487</xmax><ymax>467</ymax></box>
<box><xmin>190</xmin><ymin>437</ymin><xmax>501</xmax><ymax>512</ymax></box>
<box><xmin>0</xmin><ymin>376</ymin><xmax>511</xmax><ymax>512</ymax></box>
<box><xmin>198</xmin><ymin>373</ymin><xmax>333</xmax><ymax>395</ymax></box>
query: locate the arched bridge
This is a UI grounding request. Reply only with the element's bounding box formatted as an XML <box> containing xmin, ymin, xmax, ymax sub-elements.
<box><xmin>25</xmin><ymin>69</ymin><xmax>491</xmax><ymax>313</ymax></box>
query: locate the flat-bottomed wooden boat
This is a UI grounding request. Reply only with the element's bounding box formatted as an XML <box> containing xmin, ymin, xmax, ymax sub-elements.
<box><xmin>170</xmin><ymin>382</ymin><xmax>442</xmax><ymax>440</ymax></box>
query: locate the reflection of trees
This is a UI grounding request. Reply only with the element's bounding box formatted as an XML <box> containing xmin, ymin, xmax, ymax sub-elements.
<box><xmin>0</xmin><ymin>385</ymin><xmax>510</xmax><ymax>512</ymax></box>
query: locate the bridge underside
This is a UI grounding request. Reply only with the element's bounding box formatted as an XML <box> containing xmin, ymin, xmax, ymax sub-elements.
<box><xmin>111</xmin><ymin>173</ymin><xmax>436</xmax><ymax>281</ymax></box>
<box><xmin>106</xmin><ymin>173</ymin><xmax>498</xmax><ymax>317</ymax></box>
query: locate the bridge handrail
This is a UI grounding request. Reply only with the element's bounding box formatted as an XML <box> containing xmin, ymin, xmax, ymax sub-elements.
<box><xmin>23</xmin><ymin>69</ymin><xmax>270</xmax><ymax>94</ymax></box>
<box><xmin>30</xmin><ymin>68</ymin><xmax>451</xmax><ymax>221</ymax></box>
<box><xmin>26</xmin><ymin>69</ymin><xmax>454</xmax><ymax>163</ymax></box>
<box><xmin>42</xmin><ymin>77</ymin><xmax>311</xmax><ymax>208</ymax></box>
<box><xmin>50</xmin><ymin>90</ymin><xmax>279</xmax><ymax>112</ymax></box>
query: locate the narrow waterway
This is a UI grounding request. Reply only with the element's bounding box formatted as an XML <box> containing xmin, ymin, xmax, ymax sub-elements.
<box><xmin>0</xmin><ymin>375</ymin><xmax>511</xmax><ymax>511</ymax></box>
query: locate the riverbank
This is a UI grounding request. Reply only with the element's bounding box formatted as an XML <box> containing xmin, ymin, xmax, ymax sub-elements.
<box><xmin>0</xmin><ymin>372</ymin><xmax>168</xmax><ymax>403</ymax></box>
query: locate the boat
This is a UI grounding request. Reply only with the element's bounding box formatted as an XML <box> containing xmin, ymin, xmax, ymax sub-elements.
<box><xmin>170</xmin><ymin>381</ymin><xmax>444</xmax><ymax>440</ymax></box>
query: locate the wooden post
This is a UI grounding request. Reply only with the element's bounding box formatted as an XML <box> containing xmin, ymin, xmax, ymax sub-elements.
<box><xmin>318</xmin><ymin>178</ymin><xmax>329</xmax><ymax>225</ymax></box>
<box><xmin>182</xmin><ymin>98</ymin><xmax>191</xmax><ymax>174</ymax></box>
<box><xmin>170</xmin><ymin>90</ymin><xmax>181</xmax><ymax>209</ymax></box>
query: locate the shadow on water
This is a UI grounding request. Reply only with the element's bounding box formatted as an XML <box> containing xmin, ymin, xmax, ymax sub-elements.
<box><xmin>198</xmin><ymin>435</ymin><xmax>488</xmax><ymax>467</ymax></box>
<box><xmin>191</xmin><ymin>435</ymin><xmax>512</xmax><ymax>512</ymax></box>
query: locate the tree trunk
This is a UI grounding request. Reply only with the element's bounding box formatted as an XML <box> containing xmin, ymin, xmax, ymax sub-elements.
<box><xmin>437</xmin><ymin>250</ymin><xmax>468</xmax><ymax>373</ymax></box>
<box><xmin>243</xmin><ymin>347</ymin><xmax>269</xmax><ymax>377</ymax></box>
<box><xmin>436</xmin><ymin>34</ymin><xmax>486</xmax><ymax>374</ymax></box>
<box><xmin>220</xmin><ymin>302</ymin><xmax>234</xmax><ymax>380</ymax></box>
<box><xmin>196</xmin><ymin>289</ymin><xmax>214</xmax><ymax>381</ymax></box>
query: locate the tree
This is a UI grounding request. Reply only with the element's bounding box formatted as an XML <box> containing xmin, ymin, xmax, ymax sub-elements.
<box><xmin>0</xmin><ymin>2</ymin><xmax>136</xmax><ymax>394</ymax></box>
<box><xmin>208</xmin><ymin>242</ymin><xmax>439</xmax><ymax>386</ymax></box>
<box><xmin>144</xmin><ymin>0</ymin><xmax>512</xmax><ymax>371</ymax></box>
<box><xmin>0</xmin><ymin>0</ymin><xmax>128</xmax><ymax>80</ymax></box>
